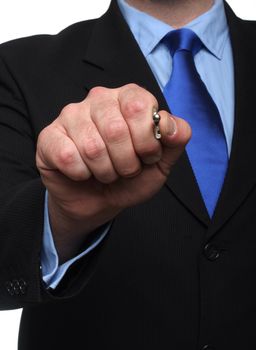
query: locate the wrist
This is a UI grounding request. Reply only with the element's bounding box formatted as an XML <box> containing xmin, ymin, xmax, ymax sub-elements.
<box><xmin>47</xmin><ymin>193</ymin><xmax>119</xmax><ymax>263</ymax></box>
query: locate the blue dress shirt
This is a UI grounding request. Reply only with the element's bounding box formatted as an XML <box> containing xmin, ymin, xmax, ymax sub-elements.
<box><xmin>41</xmin><ymin>0</ymin><xmax>234</xmax><ymax>289</ymax></box>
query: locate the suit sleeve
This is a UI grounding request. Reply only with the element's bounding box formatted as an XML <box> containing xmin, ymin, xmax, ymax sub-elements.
<box><xmin>0</xmin><ymin>51</ymin><xmax>105</xmax><ymax>309</ymax></box>
<box><xmin>0</xmin><ymin>53</ymin><xmax>47</xmax><ymax>309</ymax></box>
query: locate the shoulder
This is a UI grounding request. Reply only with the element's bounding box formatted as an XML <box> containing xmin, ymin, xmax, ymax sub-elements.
<box><xmin>231</xmin><ymin>17</ymin><xmax>256</xmax><ymax>52</ymax></box>
<box><xmin>239</xmin><ymin>18</ymin><xmax>256</xmax><ymax>33</ymax></box>
<box><xmin>0</xmin><ymin>19</ymin><xmax>97</xmax><ymax>69</ymax></box>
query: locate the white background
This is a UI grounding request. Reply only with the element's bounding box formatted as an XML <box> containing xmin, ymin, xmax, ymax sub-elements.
<box><xmin>0</xmin><ymin>1</ymin><xmax>255</xmax><ymax>349</ymax></box>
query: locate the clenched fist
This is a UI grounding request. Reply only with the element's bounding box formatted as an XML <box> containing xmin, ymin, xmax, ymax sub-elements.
<box><xmin>36</xmin><ymin>84</ymin><xmax>191</xmax><ymax>261</ymax></box>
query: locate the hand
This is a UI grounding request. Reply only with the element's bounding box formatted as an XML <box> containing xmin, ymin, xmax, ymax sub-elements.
<box><xmin>36</xmin><ymin>84</ymin><xmax>191</xmax><ymax>261</ymax></box>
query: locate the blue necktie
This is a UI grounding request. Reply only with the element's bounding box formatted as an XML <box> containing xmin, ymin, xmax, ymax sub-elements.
<box><xmin>163</xmin><ymin>28</ymin><xmax>228</xmax><ymax>217</ymax></box>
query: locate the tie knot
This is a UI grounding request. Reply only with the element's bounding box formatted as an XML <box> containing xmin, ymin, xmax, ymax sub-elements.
<box><xmin>162</xmin><ymin>28</ymin><xmax>202</xmax><ymax>57</ymax></box>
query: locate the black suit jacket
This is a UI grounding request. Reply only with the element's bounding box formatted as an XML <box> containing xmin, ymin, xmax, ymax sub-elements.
<box><xmin>0</xmin><ymin>1</ymin><xmax>256</xmax><ymax>349</ymax></box>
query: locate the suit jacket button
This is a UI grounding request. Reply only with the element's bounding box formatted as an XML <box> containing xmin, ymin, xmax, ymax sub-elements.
<box><xmin>5</xmin><ymin>279</ymin><xmax>27</xmax><ymax>296</ymax></box>
<box><xmin>5</xmin><ymin>281</ymin><xmax>14</xmax><ymax>296</ymax></box>
<box><xmin>204</xmin><ymin>243</ymin><xmax>220</xmax><ymax>261</ymax></box>
<box><xmin>19</xmin><ymin>279</ymin><xmax>27</xmax><ymax>295</ymax></box>
<box><xmin>13</xmin><ymin>280</ymin><xmax>21</xmax><ymax>295</ymax></box>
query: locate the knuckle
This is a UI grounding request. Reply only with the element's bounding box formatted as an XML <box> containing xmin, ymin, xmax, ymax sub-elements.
<box><xmin>36</xmin><ymin>125</ymin><xmax>58</xmax><ymax>168</ymax></box>
<box><xmin>60</xmin><ymin>103</ymin><xmax>80</xmax><ymax>119</ymax></box>
<box><xmin>38</xmin><ymin>123</ymin><xmax>53</xmax><ymax>140</ymax></box>
<box><xmin>104</xmin><ymin>119</ymin><xmax>128</xmax><ymax>143</ymax></box>
<box><xmin>36</xmin><ymin>125</ymin><xmax>54</xmax><ymax>155</ymax></box>
<box><xmin>124</xmin><ymin>83</ymin><xmax>141</xmax><ymax>91</ymax></box>
<box><xmin>84</xmin><ymin>137</ymin><xmax>106</xmax><ymax>160</ymax></box>
<box><xmin>89</xmin><ymin>86</ymin><xmax>108</xmax><ymax>98</ymax></box>
<box><xmin>37</xmin><ymin>127</ymin><xmax>48</xmax><ymax>146</ymax></box>
<box><xmin>123</xmin><ymin>98</ymin><xmax>147</xmax><ymax>117</ymax></box>
<box><xmin>57</xmin><ymin>147</ymin><xmax>76</xmax><ymax>168</ymax></box>
<box><xmin>141</xmin><ymin>93</ymin><xmax>158</xmax><ymax>110</ymax></box>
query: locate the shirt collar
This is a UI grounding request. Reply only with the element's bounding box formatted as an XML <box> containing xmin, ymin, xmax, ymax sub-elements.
<box><xmin>117</xmin><ymin>0</ymin><xmax>229</xmax><ymax>60</ymax></box>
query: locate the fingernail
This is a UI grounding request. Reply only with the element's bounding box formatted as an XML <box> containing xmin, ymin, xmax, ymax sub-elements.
<box><xmin>167</xmin><ymin>117</ymin><xmax>177</xmax><ymax>136</ymax></box>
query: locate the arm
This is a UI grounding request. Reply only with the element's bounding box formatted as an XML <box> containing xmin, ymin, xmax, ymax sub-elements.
<box><xmin>0</xmin><ymin>48</ymin><xmax>190</xmax><ymax>308</ymax></box>
<box><xmin>0</xmin><ymin>55</ymin><xmax>45</xmax><ymax>309</ymax></box>
<box><xmin>0</xmin><ymin>54</ymin><xmax>109</xmax><ymax>308</ymax></box>
<box><xmin>41</xmin><ymin>191</ymin><xmax>110</xmax><ymax>289</ymax></box>
<box><xmin>37</xmin><ymin>85</ymin><xmax>190</xmax><ymax>265</ymax></box>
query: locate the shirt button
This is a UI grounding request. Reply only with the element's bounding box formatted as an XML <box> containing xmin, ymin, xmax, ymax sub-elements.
<box><xmin>202</xmin><ymin>345</ymin><xmax>215</xmax><ymax>350</ymax></box>
<box><xmin>204</xmin><ymin>243</ymin><xmax>220</xmax><ymax>261</ymax></box>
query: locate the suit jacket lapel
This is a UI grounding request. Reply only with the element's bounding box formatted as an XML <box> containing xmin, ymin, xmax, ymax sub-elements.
<box><xmin>207</xmin><ymin>3</ymin><xmax>256</xmax><ymax>236</ymax></box>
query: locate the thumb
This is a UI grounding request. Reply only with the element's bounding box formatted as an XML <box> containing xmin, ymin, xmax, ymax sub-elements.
<box><xmin>157</xmin><ymin>111</ymin><xmax>192</xmax><ymax>176</ymax></box>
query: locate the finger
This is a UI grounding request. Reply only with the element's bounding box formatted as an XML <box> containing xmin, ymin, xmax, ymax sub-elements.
<box><xmin>157</xmin><ymin>111</ymin><xmax>192</xmax><ymax>176</ymax></box>
<box><xmin>57</xmin><ymin>99</ymin><xmax>119</xmax><ymax>184</ymax></box>
<box><xmin>36</xmin><ymin>123</ymin><xmax>91</xmax><ymax>181</ymax></box>
<box><xmin>89</xmin><ymin>90</ymin><xmax>142</xmax><ymax>178</ymax></box>
<box><xmin>119</xmin><ymin>84</ymin><xmax>162</xmax><ymax>165</ymax></box>
<box><xmin>67</xmin><ymin>118</ymin><xmax>119</xmax><ymax>184</ymax></box>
